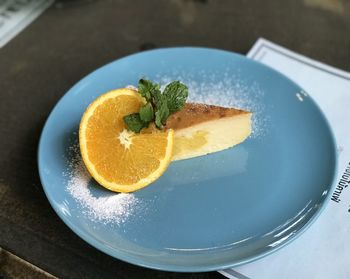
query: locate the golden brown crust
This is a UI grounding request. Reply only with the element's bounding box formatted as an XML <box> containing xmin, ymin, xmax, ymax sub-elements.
<box><xmin>165</xmin><ymin>103</ymin><xmax>250</xmax><ymax>130</ymax></box>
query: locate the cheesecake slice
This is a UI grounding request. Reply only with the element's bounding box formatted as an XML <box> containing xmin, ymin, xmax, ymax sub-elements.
<box><xmin>165</xmin><ymin>103</ymin><xmax>252</xmax><ymax>161</ymax></box>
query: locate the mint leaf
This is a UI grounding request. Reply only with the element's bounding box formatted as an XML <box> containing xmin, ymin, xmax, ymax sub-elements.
<box><xmin>154</xmin><ymin>95</ymin><xmax>169</xmax><ymax>129</ymax></box>
<box><xmin>163</xmin><ymin>81</ymin><xmax>188</xmax><ymax>114</ymax></box>
<box><xmin>138</xmin><ymin>79</ymin><xmax>160</xmax><ymax>102</ymax></box>
<box><xmin>151</xmin><ymin>88</ymin><xmax>163</xmax><ymax>107</ymax></box>
<box><xmin>123</xmin><ymin>113</ymin><xmax>147</xmax><ymax>133</ymax></box>
<box><xmin>139</xmin><ymin>103</ymin><xmax>154</xmax><ymax>122</ymax></box>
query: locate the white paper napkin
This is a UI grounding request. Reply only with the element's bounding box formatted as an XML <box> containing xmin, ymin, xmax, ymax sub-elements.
<box><xmin>0</xmin><ymin>0</ymin><xmax>53</xmax><ymax>48</ymax></box>
<box><xmin>220</xmin><ymin>38</ymin><xmax>350</xmax><ymax>279</ymax></box>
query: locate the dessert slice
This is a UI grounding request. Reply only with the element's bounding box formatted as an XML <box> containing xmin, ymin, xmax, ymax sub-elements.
<box><xmin>166</xmin><ymin>103</ymin><xmax>252</xmax><ymax>161</ymax></box>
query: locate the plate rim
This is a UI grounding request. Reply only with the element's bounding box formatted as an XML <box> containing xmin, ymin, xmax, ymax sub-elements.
<box><xmin>38</xmin><ymin>46</ymin><xmax>338</xmax><ymax>272</ymax></box>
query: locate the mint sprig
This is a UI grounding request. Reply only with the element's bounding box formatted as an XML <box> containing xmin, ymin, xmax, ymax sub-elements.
<box><xmin>123</xmin><ymin>113</ymin><xmax>147</xmax><ymax>133</ymax></box>
<box><xmin>123</xmin><ymin>79</ymin><xmax>188</xmax><ymax>133</ymax></box>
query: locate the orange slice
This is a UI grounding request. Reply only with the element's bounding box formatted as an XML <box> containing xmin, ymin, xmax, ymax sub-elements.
<box><xmin>79</xmin><ymin>88</ymin><xmax>174</xmax><ymax>193</ymax></box>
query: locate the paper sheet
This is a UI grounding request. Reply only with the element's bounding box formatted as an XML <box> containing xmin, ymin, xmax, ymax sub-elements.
<box><xmin>220</xmin><ymin>38</ymin><xmax>350</xmax><ymax>279</ymax></box>
<box><xmin>0</xmin><ymin>0</ymin><xmax>53</xmax><ymax>48</ymax></box>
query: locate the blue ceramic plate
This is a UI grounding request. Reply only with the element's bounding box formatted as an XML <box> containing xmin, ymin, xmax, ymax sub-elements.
<box><xmin>38</xmin><ymin>48</ymin><xmax>337</xmax><ymax>272</ymax></box>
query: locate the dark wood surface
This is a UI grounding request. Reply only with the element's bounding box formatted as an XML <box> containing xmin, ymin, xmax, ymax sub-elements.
<box><xmin>0</xmin><ymin>0</ymin><xmax>349</xmax><ymax>278</ymax></box>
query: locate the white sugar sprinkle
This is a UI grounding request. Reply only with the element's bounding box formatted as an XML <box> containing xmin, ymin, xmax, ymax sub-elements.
<box><xmin>65</xmin><ymin>74</ymin><xmax>267</xmax><ymax>224</ymax></box>
<box><xmin>64</xmin><ymin>145</ymin><xmax>139</xmax><ymax>225</ymax></box>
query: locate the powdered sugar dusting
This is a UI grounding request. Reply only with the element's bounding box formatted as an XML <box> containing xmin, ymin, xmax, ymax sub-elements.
<box><xmin>64</xmin><ymin>144</ymin><xmax>140</xmax><ymax>225</ymax></box>
<box><xmin>126</xmin><ymin>85</ymin><xmax>138</xmax><ymax>91</ymax></box>
<box><xmin>156</xmin><ymin>72</ymin><xmax>269</xmax><ymax>138</ymax></box>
